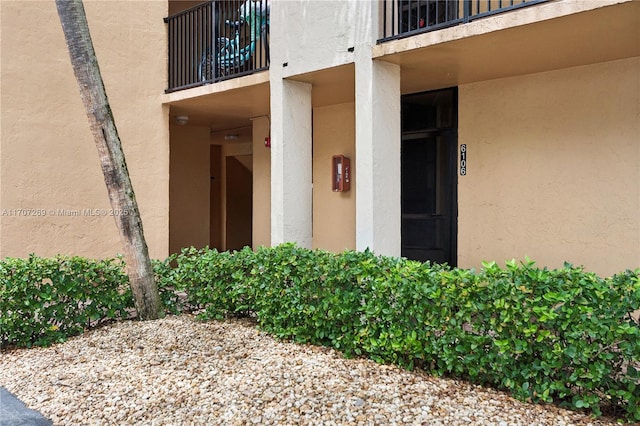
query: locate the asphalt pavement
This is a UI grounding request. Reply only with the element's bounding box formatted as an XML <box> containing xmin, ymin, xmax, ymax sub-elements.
<box><xmin>0</xmin><ymin>387</ymin><xmax>52</xmax><ymax>426</ymax></box>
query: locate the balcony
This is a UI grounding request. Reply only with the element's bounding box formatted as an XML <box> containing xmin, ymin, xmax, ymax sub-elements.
<box><xmin>379</xmin><ymin>0</ymin><xmax>549</xmax><ymax>42</ymax></box>
<box><xmin>165</xmin><ymin>0</ymin><xmax>270</xmax><ymax>93</ymax></box>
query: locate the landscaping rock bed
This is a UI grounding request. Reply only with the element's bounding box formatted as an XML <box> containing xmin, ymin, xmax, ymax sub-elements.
<box><xmin>0</xmin><ymin>315</ymin><xmax>619</xmax><ymax>425</ymax></box>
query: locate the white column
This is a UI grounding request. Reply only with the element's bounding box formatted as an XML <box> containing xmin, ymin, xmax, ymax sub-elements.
<box><xmin>270</xmin><ymin>78</ymin><xmax>313</xmax><ymax>248</ymax></box>
<box><xmin>355</xmin><ymin>58</ymin><xmax>401</xmax><ymax>257</ymax></box>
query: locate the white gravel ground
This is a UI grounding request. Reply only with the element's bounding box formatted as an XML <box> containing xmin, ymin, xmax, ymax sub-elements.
<box><xmin>0</xmin><ymin>315</ymin><xmax>621</xmax><ymax>425</ymax></box>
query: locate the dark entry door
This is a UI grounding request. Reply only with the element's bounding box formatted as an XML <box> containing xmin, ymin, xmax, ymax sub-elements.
<box><xmin>225</xmin><ymin>155</ymin><xmax>253</xmax><ymax>251</ymax></box>
<box><xmin>401</xmin><ymin>88</ymin><xmax>457</xmax><ymax>265</ymax></box>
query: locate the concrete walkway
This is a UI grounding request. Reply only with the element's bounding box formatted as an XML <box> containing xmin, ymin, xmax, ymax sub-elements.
<box><xmin>0</xmin><ymin>387</ymin><xmax>52</xmax><ymax>426</ymax></box>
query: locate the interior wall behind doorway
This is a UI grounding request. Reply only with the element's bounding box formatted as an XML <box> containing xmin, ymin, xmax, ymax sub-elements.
<box><xmin>226</xmin><ymin>155</ymin><xmax>253</xmax><ymax>250</ymax></box>
<box><xmin>169</xmin><ymin>123</ymin><xmax>211</xmax><ymax>255</ymax></box>
<box><xmin>209</xmin><ymin>145</ymin><xmax>222</xmax><ymax>250</ymax></box>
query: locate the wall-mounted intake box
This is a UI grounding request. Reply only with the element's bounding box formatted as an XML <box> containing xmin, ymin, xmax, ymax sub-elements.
<box><xmin>332</xmin><ymin>155</ymin><xmax>351</xmax><ymax>192</ymax></box>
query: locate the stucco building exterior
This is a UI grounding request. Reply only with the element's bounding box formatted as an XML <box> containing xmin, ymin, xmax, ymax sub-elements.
<box><xmin>1</xmin><ymin>0</ymin><xmax>638</xmax><ymax>276</ymax></box>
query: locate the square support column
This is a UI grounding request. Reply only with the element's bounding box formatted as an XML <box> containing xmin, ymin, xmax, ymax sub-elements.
<box><xmin>270</xmin><ymin>79</ymin><xmax>313</xmax><ymax>248</ymax></box>
<box><xmin>355</xmin><ymin>59</ymin><xmax>401</xmax><ymax>257</ymax></box>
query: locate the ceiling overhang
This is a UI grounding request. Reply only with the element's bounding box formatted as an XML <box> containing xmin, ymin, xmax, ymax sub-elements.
<box><xmin>374</xmin><ymin>0</ymin><xmax>640</xmax><ymax>94</ymax></box>
<box><xmin>162</xmin><ymin>72</ymin><xmax>271</xmax><ymax>132</ymax></box>
<box><xmin>288</xmin><ymin>63</ymin><xmax>356</xmax><ymax>108</ymax></box>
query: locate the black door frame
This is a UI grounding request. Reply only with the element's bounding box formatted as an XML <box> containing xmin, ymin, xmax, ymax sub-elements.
<box><xmin>401</xmin><ymin>87</ymin><xmax>458</xmax><ymax>266</ymax></box>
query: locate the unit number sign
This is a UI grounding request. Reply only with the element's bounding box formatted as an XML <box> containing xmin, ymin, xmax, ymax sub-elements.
<box><xmin>460</xmin><ymin>144</ymin><xmax>467</xmax><ymax>176</ymax></box>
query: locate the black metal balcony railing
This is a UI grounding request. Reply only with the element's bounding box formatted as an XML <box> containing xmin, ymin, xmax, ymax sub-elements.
<box><xmin>165</xmin><ymin>0</ymin><xmax>270</xmax><ymax>92</ymax></box>
<box><xmin>380</xmin><ymin>0</ymin><xmax>548</xmax><ymax>41</ymax></box>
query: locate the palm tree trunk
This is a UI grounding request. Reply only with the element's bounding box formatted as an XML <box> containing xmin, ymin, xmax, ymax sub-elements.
<box><xmin>55</xmin><ymin>0</ymin><xmax>163</xmax><ymax>320</ymax></box>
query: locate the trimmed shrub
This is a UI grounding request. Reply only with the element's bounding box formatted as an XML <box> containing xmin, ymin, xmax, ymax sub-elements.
<box><xmin>155</xmin><ymin>246</ymin><xmax>256</xmax><ymax>318</ymax></box>
<box><xmin>0</xmin><ymin>255</ymin><xmax>132</xmax><ymax>348</ymax></box>
<box><xmin>160</xmin><ymin>244</ymin><xmax>639</xmax><ymax>421</ymax></box>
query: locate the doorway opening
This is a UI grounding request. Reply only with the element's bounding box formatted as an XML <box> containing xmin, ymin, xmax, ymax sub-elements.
<box><xmin>401</xmin><ymin>88</ymin><xmax>457</xmax><ymax>265</ymax></box>
<box><xmin>225</xmin><ymin>154</ymin><xmax>253</xmax><ymax>250</ymax></box>
<box><xmin>209</xmin><ymin>145</ymin><xmax>253</xmax><ymax>251</ymax></box>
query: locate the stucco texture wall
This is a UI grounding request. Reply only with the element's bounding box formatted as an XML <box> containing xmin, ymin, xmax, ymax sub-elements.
<box><xmin>169</xmin><ymin>124</ymin><xmax>211</xmax><ymax>255</ymax></box>
<box><xmin>313</xmin><ymin>102</ymin><xmax>356</xmax><ymax>252</ymax></box>
<box><xmin>1</xmin><ymin>1</ymin><xmax>169</xmax><ymax>259</ymax></box>
<box><xmin>458</xmin><ymin>57</ymin><xmax>640</xmax><ymax>276</ymax></box>
<box><xmin>271</xmin><ymin>0</ymin><xmax>372</xmax><ymax>78</ymax></box>
<box><xmin>252</xmin><ymin>116</ymin><xmax>271</xmax><ymax>249</ymax></box>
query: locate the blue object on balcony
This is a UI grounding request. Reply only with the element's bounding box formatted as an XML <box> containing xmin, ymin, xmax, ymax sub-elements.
<box><xmin>165</xmin><ymin>0</ymin><xmax>270</xmax><ymax>92</ymax></box>
<box><xmin>198</xmin><ymin>0</ymin><xmax>270</xmax><ymax>81</ymax></box>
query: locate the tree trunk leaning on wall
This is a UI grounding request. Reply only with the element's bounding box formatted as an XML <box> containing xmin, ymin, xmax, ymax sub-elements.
<box><xmin>55</xmin><ymin>0</ymin><xmax>163</xmax><ymax>320</ymax></box>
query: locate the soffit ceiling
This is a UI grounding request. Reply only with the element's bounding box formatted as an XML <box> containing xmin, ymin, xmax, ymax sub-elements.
<box><xmin>375</xmin><ymin>1</ymin><xmax>640</xmax><ymax>94</ymax></box>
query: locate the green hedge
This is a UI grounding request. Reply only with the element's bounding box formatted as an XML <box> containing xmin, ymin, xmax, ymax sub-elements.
<box><xmin>0</xmin><ymin>255</ymin><xmax>133</xmax><ymax>347</ymax></box>
<box><xmin>165</xmin><ymin>244</ymin><xmax>639</xmax><ymax>420</ymax></box>
<box><xmin>1</xmin><ymin>245</ymin><xmax>638</xmax><ymax>420</ymax></box>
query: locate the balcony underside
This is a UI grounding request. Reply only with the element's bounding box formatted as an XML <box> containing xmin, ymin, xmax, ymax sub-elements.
<box><xmin>163</xmin><ymin>64</ymin><xmax>356</xmax><ymax>132</ymax></box>
<box><xmin>375</xmin><ymin>0</ymin><xmax>640</xmax><ymax>94</ymax></box>
<box><xmin>162</xmin><ymin>72</ymin><xmax>270</xmax><ymax>132</ymax></box>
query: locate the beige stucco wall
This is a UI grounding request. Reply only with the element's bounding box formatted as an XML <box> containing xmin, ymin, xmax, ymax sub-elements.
<box><xmin>458</xmin><ymin>57</ymin><xmax>640</xmax><ymax>276</ymax></box>
<box><xmin>0</xmin><ymin>1</ymin><xmax>169</xmax><ymax>259</ymax></box>
<box><xmin>252</xmin><ymin>116</ymin><xmax>271</xmax><ymax>249</ymax></box>
<box><xmin>169</xmin><ymin>124</ymin><xmax>211</xmax><ymax>255</ymax></box>
<box><xmin>312</xmin><ymin>102</ymin><xmax>356</xmax><ymax>252</ymax></box>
